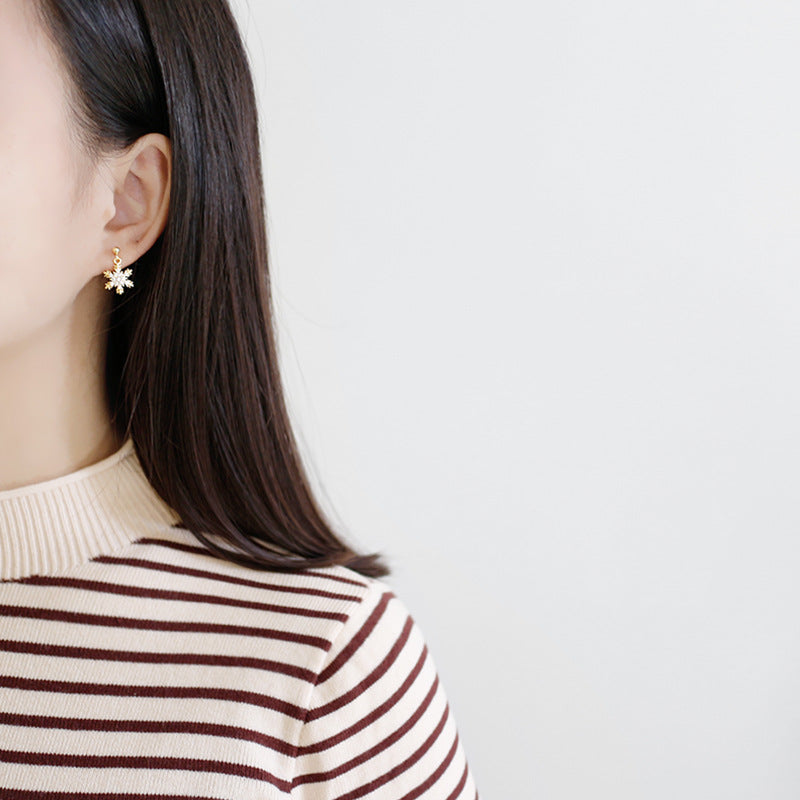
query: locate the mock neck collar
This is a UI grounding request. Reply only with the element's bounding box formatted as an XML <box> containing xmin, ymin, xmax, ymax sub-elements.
<box><xmin>0</xmin><ymin>436</ymin><xmax>182</xmax><ymax>581</ymax></box>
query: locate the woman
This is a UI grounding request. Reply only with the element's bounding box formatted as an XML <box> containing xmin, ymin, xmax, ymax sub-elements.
<box><xmin>0</xmin><ymin>0</ymin><xmax>479</xmax><ymax>796</ymax></box>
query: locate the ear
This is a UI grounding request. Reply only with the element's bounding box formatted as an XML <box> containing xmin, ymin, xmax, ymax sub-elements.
<box><xmin>101</xmin><ymin>132</ymin><xmax>171</xmax><ymax>271</ymax></box>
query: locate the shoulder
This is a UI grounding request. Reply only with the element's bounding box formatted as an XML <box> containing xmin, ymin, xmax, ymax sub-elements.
<box><xmin>123</xmin><ymin>526</ymin><xmax>407</xmax><ymax>658</ymax></box>
<box><xmin>287</xmin><ymin>569</ymin><xmax>476</xmax><ymax>799</ymax></box>
<box><xmin>125</xmin><ymin>527</ymin><xmax>427</xmax><ymax>719</ymax></box>
<box><xmin>123</xmin><ymin>528</ymin><xmax>478</xmax><ymax>798</ymax></box>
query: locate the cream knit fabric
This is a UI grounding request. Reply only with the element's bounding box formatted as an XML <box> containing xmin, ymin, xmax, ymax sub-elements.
<box><xmin>0</xmin><ymin>438</ymin><xmax>478</xmax><ymax>798</ymax></box>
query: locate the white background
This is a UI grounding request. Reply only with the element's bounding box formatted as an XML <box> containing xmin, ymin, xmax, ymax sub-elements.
<box><xmin>231</xmin><ymin>2</ymin><xmax>800</xmax><ymax>798</ymax></box>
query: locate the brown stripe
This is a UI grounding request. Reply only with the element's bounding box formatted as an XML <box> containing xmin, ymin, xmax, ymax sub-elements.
<box><xmin>400</xmin><ymin>734</ymin><xmax>458</xmax><ymax>800</ymax></box>
<box><xmin>0</xmin><ymin>750</ymin><xmax>291</xmax><ymax>791</ymax></box>
<box><xmin>293</xmin><ymin>672</ymin><xmax>440</xmax><ymax>786</ymax></box>
<box><xmin>0</xmin><ymin>639</ymin><xmax>316</xmax><ymax>682</ymax></box>
<box><xmin>0</xmin><ymin>604</ymin><xmax>330</xmax><ymax>650</ymax></box>
<box><xmin>17</xmin><ymin>576</ymin><xmax>348</xmax><ymax>621</ymax></box>
<box><xmin>0</xmin><ymin>792</ymin><xmax>218</xmax><ymax>799</ymax></box>
<box><xmin>306</xmin><ymin>614</ymin><xmax>415</xmax><ymax>722</ymax></box>
<box><xmin>298</xmin><ymin>645</ymin><xmax>429</xmax><ymax>755</ymax></box>
<box><xmin>0</xmin><ymin>675</ymin><xmax>307</xmax><ymax>719</ymax></box>
<box><xmin>397</xmin><ymin>731</ymin><xmax>461</xmax><ymax>800</ymax></box>
<box><xmin>132</xmin><ymin>538</ymin><xmax>369</xmax><ymax>587</ymax></box>
<box><xmin>445</xmin><ymin>762</ymin><xmax>471</xmax><ymax>800</ymax></box>
<box><xmin>92</xmin><ymin>555</ymin><xmax>362</xmax><ymax>602</ymax></box>
<box><xmin>317</xmin><ymin>591</ymin><xmax>394</xmax><ymax>684</ymax></box>
<box><xmin>0</xmin><ymin>713</ymin><xmax>296</xmax><ymax>756</ymax></box>
<box><xmin>331</xmin><ymin>704</ymin><xmax>452</xmax><ymax>800</ymax></box>
<box><xmin>298</xmin><ymin>570</ymin><xmax>369</xmax><ymax>588</ymax></box>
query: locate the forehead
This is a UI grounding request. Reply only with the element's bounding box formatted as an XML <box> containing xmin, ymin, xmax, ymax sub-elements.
<box><xmin>0</xmin><ymin>0</ymin><xmax>69</xmax><ymax>107</ymax></box>
<box><xmin>0</xmin><ymin>0</ymin><xmax>77</xmax><ymax>150</ymax></box>
<box><xmin>0</xmin><ymin>0</ymin><xmax>92</xmax><ymax>211</ymax></box>
<box><xmin>0</xmin><ymin>0</ymin><xmax>43</xmax><ymax>55</ymax></box>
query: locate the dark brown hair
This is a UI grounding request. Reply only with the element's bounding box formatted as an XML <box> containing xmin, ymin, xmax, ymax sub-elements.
<box><xmin>33</xmin><ymin>0</ymin><xmax>389</xmax><ymax>578</ymax></box>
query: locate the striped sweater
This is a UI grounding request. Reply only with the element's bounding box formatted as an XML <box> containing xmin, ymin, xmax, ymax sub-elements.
<box><xmin>0</xmin><ymin>437</ymin><xmax>478</xmax><ymax>799</ymax></box>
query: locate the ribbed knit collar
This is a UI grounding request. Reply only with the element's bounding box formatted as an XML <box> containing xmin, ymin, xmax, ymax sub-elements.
<box><xmin>0</xmin><ymin>437</ymin><xmax>182</xmax><ymax>581</ymax></box>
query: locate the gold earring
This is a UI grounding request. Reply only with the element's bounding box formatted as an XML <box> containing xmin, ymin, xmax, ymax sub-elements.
<box><xmin>103</xmin><ymin>247</ymin><xmax>134</xmax><ymax>295</ymax></box>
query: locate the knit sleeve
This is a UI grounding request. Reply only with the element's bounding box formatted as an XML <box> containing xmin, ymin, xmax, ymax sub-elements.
<box><xmin>289</xmin><ymin>580</ymin><xmax>479</xmax><ymax>800</ymax></box>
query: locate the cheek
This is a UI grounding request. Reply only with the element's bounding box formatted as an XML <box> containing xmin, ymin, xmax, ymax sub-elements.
<box><xmin>0</xmin><ymin>128</ymin><xmax>93</xmax><ymax>349</ymax></box>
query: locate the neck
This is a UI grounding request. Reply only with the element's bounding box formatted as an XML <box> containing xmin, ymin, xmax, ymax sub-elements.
<box><xmin>0</xmin><ymin>281</ymin><xmax>120</xmax><ymax>492</ymax></box>
<box><xmin>0</xmin><ymin>435</ymin><xmax>182</xmax><ymax>581</ymax></box>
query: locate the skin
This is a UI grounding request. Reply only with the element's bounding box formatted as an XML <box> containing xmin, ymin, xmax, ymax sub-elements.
<box><xmin>0</xmin><ymin>0</ymin><xmax>171</xmax><ymax>491</ymax></box>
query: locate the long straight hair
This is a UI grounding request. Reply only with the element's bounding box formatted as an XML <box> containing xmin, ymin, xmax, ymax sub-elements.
<box><xmin>33</xmin><ymin>0</ymin><xmax>389</xmax><ymax>578</ymax></box>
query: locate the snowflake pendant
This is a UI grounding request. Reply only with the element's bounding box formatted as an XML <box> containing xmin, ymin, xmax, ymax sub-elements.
<box><xmin>103</xmin><ymin>248</ymin><xmax>134</xmax><ymax>294</ymax></box>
